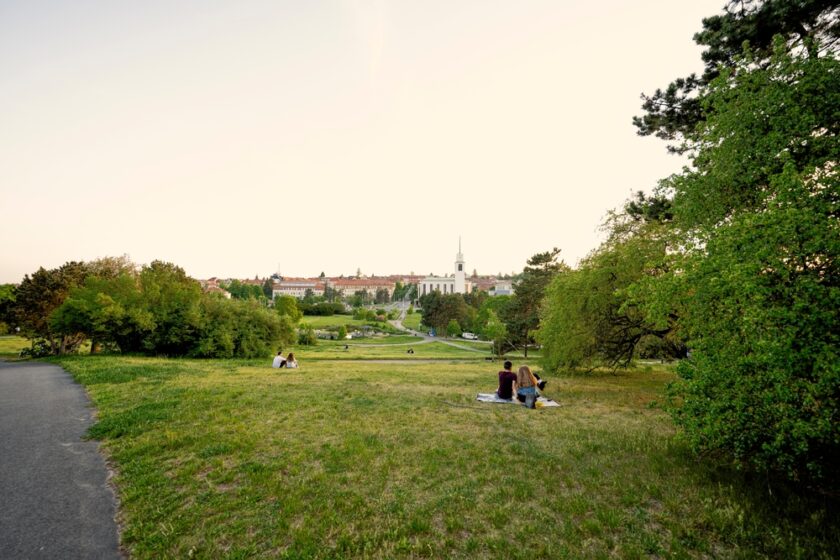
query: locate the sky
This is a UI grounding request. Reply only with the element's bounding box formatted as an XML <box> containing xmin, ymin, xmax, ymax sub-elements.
<box><xmin>0</xmin><ymin>0</ymin><xmax>725</xmax><ymax>283</ymax></box>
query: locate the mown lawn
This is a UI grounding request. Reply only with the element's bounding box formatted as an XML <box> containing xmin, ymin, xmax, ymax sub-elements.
<box><xmin>291</xmin><ymin>340</ymin><xmax>489</xmax><ymax>361</ymax></box>
<box><xmin>54</xmin><ymin>356</ymin><xmax>839</xmax><ymax>559</ymax></box>
<box><xmin>0</xmin><ymin>335</ymin><xmax>28</xmax><ymax>357</ymax></box>
<box><xmin>299</xmin><ymin>315</ymin><xmax>366</xmax><ymax>329</ymax></box>
<box><xmin>346</xmin><ymin>335</ymin><xmax>425</xmax><ymax>345</ymax></box>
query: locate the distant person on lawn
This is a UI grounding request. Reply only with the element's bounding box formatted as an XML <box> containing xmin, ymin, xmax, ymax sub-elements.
<box><xmin>272</xmin><ymin>350</ymin><xmax>286</xmax><ymax>368</ymax></box>
<box><xmin>496</xmin><ymin>360</ymin><xmax>517</xmax><ymax>400</ymax></box>
<box><xmin>284</xmin><ymin>353</ymin><xmax>299</xmax><ymax>368</ymax></box>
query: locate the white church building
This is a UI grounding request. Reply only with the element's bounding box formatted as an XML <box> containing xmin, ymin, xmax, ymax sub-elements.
<box><xmin>418</xmin><ymin>241</ymin><xmax>473</xmax><ymax>296</ymax></box>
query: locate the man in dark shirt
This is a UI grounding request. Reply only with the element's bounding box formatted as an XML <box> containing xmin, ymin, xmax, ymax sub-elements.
<box><xmin>496</xmin><ymin>360</ymin><xmax>517</xmax><ymax>400</ymax></box>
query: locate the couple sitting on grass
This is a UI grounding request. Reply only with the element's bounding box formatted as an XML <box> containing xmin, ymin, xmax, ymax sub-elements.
<box><xmin>271</xmin><ymin>350</ymin><xmax>298</xmax><ymax>369</ymax></box>
<box><xmin>496</xmin><ymin>360</ymin><xmax>546</xmax><ymax>406</ymax></box>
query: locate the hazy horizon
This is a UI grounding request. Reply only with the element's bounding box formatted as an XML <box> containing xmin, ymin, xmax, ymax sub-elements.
<box><xmin>1</xmin><ymin>0</ymin><xmax>724</xmax><ymax>284</ymax></box>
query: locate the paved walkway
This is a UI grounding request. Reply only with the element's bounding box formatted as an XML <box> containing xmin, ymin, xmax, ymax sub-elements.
<box><xmin>0</xmin><ymin>361</ymin><xmax>121</xmax><ymax>559</ymax></box>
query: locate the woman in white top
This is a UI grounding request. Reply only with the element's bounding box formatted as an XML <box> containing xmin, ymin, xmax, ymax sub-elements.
<box><xmin>284</xmin><ymin>352</ymin><xmax>299</xmax><ymax>368</ymax></box>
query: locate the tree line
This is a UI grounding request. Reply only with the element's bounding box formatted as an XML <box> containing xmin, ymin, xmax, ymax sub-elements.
<box><xmin>1</xmin><ymin>257</ymin><xmax>301</xmax><ymax>358</ymax></box>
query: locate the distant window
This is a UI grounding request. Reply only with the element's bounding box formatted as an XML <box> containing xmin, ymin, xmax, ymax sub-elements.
<box><xmin>458</xmin><ymin>264</ymin><xmax>463</xmax><ymax>272</ymax></box>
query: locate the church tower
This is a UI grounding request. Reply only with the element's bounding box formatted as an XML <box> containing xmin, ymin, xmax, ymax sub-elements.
<box><xmin>454</xmin><ymin>237</ymin><xmax>466</xmax><ymax>294</ymax></box>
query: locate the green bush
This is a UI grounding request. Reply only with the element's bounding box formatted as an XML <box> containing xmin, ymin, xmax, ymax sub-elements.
<box><xmin>193</xmin><ymin>298</ymin><xmax>294</xmax><ymax>359</ymax></box>
<box><xmin>300</xmin><ymin>302</ymin><xmax>345</xmax><ymax>316</ymax></box>
<box><xmin>297</xmin><ymin>323</ymin><xmax>318</xmax><ymax>346</ymax></box>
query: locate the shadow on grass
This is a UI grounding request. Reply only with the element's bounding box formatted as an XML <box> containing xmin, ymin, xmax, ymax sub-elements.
<box><xmin>673</xmin><ymin>445</ymin><xmax>840</xmax><ymax>558</ymax></box>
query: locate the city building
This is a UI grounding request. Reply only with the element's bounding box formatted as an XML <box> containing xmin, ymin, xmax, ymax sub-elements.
<box><xmin>272</xmin><ymin>278</ymin><xmax>326</xmax><ymax>299</ymax></box>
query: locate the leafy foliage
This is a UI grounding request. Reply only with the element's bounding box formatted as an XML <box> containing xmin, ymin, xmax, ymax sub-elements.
<box><xmin>18</xmin><ymin>258</ymin><xmax>294</xmax><ymax>358</ymax></box>
<box><xmin>299</xmin><ymin>302</ymin><xmax>346</xmax><ymax>316</ymax></box>
<box><xmin>483</xmin><ymin>309</ymin><xmax>508</xmax><ymax>357</ymax></box>
<box><xmin>418</xmin><ymin>292</ymin><xmax>470</xmax><ymax>334</ymax></box>
<box><xmin>297</xmin><ymin>323</ymin><xmax>318</xmax><ymax>346</ymax></box>
<box><xmin>633</xmin><ymin>0</ymin><xmax>839</xmax><ymax>149</ymax></box>
<box><xmin>13</xmin><ymin>261</ymin><xmax>90</xmax><ymax>354</ymax></box>
<box><xmin>374</xmin><ymin>288</ymin><xmax>391</xmax><ymax>304</ymax></box>
<box><xmin>661</xmin><ymin>44</ymin><xmax>840</xmax><ymax>485</ymax></box>
<box><xmin>274</xmin><ymin>295</ymin><xmax>303</xmax><ymax>323</ymax></box>
<box><xmin>502</xmin><ymin>248</ymin><xmax>568</xmax><ymax>356</ymax></box>
<box><xmin>0</xmin><ymin>283</ymin><xmax>17</xmax><ymax>334</ymax></box>
<box><xmin>50</xmin><ymin>274</ymin><xmax>152</xmax><ymax>353</ymax></box>
<box><xmin>224</xmin><ymin>279</ymin><xmax>266</xmax><ymax>301</ymax></box>
<box><xmin>193</xmin><ymin>297</ymin><xmax>291</xmax><ymax>358</ymax></box>
<box><xmin>139</xmin><ymin>261</ymin><xmax>203</xmax><ymax>356</ymax></box>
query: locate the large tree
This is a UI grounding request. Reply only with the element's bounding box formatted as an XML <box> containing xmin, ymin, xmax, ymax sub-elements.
<box><xmin>538</xmin><ymin>213</ymin><xmax>682</xmax><ymax>372</ymax></box>
<box><xmin>139</xmin><ymin>261</ymin><xmax>203</xmax><ymax>356</ymax></box>
<box><xmin>658</xmin><ymin>42</ymin><xmax>840</xmax><ymax>485</ymax></box>
<box><xmin>502</xmin><ymin>248</ymin><xmax>568</xmax><ymax>357</ymax></box>
<box><xmin>418</xmin><ymin>292</ymin><xmax>470</xmax><ymax>334</ymax></box>
<box><xmin>634</xmin><ymin>0</ymin><xmax>839</xmax><ymax>149</ymax></box>
<box><xmin>274</xmin><ymin>295</ymin><xmax>303</xmax><ymax>323</ymax></box>
<box><xmin>50</xmin><ymin>273</ymin><xmax>151</xmax><ymax>354</ymax></box>
<box><xmin>13</xmin><ymin>261</ymin><xmax>90</xmax><ymax>354</ymax></box>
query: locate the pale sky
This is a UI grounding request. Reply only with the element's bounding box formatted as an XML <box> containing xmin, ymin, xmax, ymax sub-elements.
<box><xmin>0</xmin><ymin>0</ymin><xmax>723</xmax><ymax>283</ymax></box>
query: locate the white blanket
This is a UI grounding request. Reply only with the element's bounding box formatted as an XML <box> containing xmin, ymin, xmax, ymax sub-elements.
<box><xmin>476</xmin><ymin>393</ymin><xmax>560</xmax><ymax>407</ymax></box>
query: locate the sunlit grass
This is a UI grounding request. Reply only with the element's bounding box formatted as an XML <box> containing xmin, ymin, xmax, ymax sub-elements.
<box><xmin>291</xmin><ymin>340</ymin><xmax>487</xmax><ymax>361</ymax></box>
<box><xmin>53</xmin><ymin>355</ymin><xmax>840</xmax><ymax>559</ymax></box>
<box><xmin>0</xmin><ymin>335</ymin><xmax>28</xmax><ymax>357</ymax></box>
<box><xmin>401</xmin><ymin>313</ymin><xmax>422</xmax><ymax>331</ymax></box>
<box><xmin>299</xmin><ymin>315</ymin><xmax>367</xmax><ymax>329</ymax></box>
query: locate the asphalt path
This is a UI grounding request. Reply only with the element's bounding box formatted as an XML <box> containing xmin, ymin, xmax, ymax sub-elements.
<box><xmin>0</xmin><ymin>361</ymin><xmax>121</xmax><ymax>559</ymax></box>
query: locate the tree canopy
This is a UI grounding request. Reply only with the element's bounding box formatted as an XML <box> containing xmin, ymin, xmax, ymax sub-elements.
<box><xmin>502</xmin><ymin>248</ymin><xmax>567</xmax><ymax>356</ymax></box>
<box><xmin>633</xmin><ymin>0</ymin><xmax>839</xmax><ymax>149</ymax></box>
<box><xmin>658</xmin><ymin>42</ymin><xmax>840</xmax><ymax>485</ymax></box>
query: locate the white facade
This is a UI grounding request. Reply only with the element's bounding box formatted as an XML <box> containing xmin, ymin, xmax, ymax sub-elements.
<box><xmin>272</xmin><ymin>279</ymin><xmax>325</xmax><ymax>299</ymax></box>
<box><xmin>418</xmin><ymin>240</ymin><xmax>472</xmax><ymax>296</ymax></box>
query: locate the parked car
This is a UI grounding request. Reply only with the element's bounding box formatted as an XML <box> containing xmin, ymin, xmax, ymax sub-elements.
<box><xmin>461</xmin><ymin>332</ymin><xmax>478</xmax><ymax>340</ymax></box>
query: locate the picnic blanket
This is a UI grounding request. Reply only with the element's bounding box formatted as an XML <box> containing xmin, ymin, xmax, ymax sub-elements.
<box><xmin>476</xmin><ymin>393</ymin><xmax>560</xmax><ymax>407</ymax></box>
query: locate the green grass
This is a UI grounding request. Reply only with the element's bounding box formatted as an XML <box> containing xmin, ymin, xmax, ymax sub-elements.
<box><xmin>346</xmin><ymin>335</ymin><xmax>424</xmax><ymax>345</ymax></box>
<box><xmin>299</xmin><ymin>315</ymin><xmax>367</xmax><ymax>329</ymax></box>
<box><xmin>291</xmin><ymin>340</ymin><xmax>487</xmax><ymax>360</ymax></box>
<box><xmin>0</xmin><ymin>335</ymin><xmax>28</xmax><ymax>357</ymax></box>
<box><xmin>52</xmin><ymin>355</ymin><xmax>840</xmax><ymax>559</ymax></box>
<box><xmin>402</xmin><ymin>313</ymin><xmax>422</xmax><ymax>331</ymax></box>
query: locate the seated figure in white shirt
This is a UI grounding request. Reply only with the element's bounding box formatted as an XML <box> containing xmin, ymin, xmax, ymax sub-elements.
<box><xmin>284</xmin><ymin>352</ymin><xmax>298</xmax><ymax>368</ymax></box>
<box><xmin>271</xmin><ymin>350</ymin><xmax>286</xmax><ymax>368</ymax></box>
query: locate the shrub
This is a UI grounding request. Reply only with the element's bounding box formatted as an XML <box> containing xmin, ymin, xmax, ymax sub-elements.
<box><xmin>297</xmin><ymin>323</ymin><xmax>318</xmax><ymax>346</ymax></box>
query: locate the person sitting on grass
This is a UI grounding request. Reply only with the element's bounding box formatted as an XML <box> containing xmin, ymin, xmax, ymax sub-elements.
<box><xmin>272</xmin><ymin>350</ymin><xmax>286</xmax><ymax>369</ymax></box>
<box><xmin>515</xmin><ymin>365</ymin><xmax>540</xmax><ymax>406</ymax></box>
<box><xmin>284</xmin><ymin>352</ymin><xmax>298</xmax><ymax>368</ymax></box>
<box><xmin>496</xmin><ymin>360</ymin><xmax>517</xmax><ymax>400</ymax></box>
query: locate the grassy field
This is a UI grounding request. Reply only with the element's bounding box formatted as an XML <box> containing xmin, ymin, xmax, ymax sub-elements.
<box><xmin>51</xmin><ymin>355</ymin><xmax>839</xmax><ymax>559</ymax></box>
<box><xmin>0</xmin><ymin>335</ymin><xmax>28</xmax><ymax>357</ymax></box>
<box><xmin>299</xmin><ymin>315</ymin><xmax>367</xmax><ymax>329</ymax></box>
<box><xmin>402</xmin><ymin>313</ymin><xmax>422</xmax><ymax>331</ymax></box>
<box><xmin>291</xmin><ymin>340</ymin><xmax>489</xmax><ymax>361</ymax></box>
<box><xmin>347</xmin><ymin>335</ymin><xmax>425</xmax><ymax>345</ymax></box>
